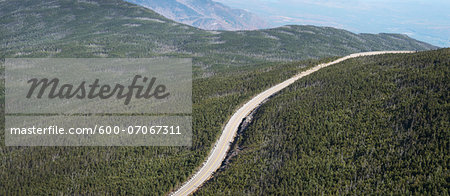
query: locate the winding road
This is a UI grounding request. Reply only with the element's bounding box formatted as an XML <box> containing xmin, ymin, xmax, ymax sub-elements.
<box><xmin>171</xmin><ymin>51</ymin><xmax>415</xmax><ymax>196</ymax></box>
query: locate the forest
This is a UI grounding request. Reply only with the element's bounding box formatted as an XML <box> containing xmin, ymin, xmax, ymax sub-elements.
<box><xmin>0</xmin><ymin>0</ymin><xmax>445</xmax><ymax>195</ymax></box>
<box><xmin>196</xmin><ymin>49</ymin><xmax>449</xmax><ymax>195</ymax></box>
<box><xmin>0</xmin><ymin>56</ymin><xmax>336</xmax><ymax>194</ymax></box>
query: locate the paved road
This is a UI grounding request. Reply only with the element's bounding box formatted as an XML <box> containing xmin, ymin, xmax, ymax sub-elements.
<box><xmin>171</xmin><ymin>51</ymin><xmax>415</xmax><ymax>196</ymax></box>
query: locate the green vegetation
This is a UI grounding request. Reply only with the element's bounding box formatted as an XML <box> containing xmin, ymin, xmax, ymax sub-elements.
<box><xmin>0</xmin><ymin>0</ymin><xmax>443</xmax><ymax>195</ymax></box>
<box><xmin>1</xmin><ymin>0</ymin><xmax>436</xmax><ymax>70</ymax></box>
<box><xmin>196</xmin><ymin>49</ymin><xmax>449</xmax><ymax>195</ymax></box>
<box><xmin>0</xmin><ymin>55</ymin><xmax>335</xmax><ymax>194</ymax></box>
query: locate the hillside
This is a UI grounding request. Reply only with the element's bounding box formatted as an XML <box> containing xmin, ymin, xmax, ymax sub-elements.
<box><xmin>124</xmin><ymin>0</ymin><xmax>269</xmax><ymax>31</ymax></box>
<box><xmin>0</xmin><ymin>0</ymin><xmax>443</xmax><ymax>195</ymax></box>
<box><xmin>0</xmin><ymin>52</ymin><xmax>332</xmax><ymax>195</ymax></box>
<box><xmin>196</xmin><ymin>49</ymin><xmax>449</xmax><ymax>195</ymax></box>
<box><xmin>0</xmin><ymin>0</ymin><xmax>437</xmax><ymax>70</ymax></box>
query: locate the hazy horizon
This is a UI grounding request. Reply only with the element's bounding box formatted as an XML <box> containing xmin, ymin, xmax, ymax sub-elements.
<box><xmin>215</xmin><ymin>0</ymin><xmax>449</xmax><ymax>47</ymax></box>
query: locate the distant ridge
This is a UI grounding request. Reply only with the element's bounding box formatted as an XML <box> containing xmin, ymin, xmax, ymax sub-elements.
<box><xmin>0</xmin><ymin>0</ymin><xmax>438</xmax><ymax>66</ymax></box>
<box><xmin>125</xmin><ymin>0</ymin><xmax>269</xmax><ymax>30</ymax></box>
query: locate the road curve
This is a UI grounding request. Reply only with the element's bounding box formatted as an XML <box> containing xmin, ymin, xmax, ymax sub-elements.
<box><xmin>171</xmin><ymin>51</ymin><xmax>415</xmax><ymax>196</ymax></box>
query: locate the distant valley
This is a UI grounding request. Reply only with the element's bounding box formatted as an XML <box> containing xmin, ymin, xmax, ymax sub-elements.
<box><xmin>125</xmin><ymin>0</ymin><xmax>268</xmax><ymax>31</ymax></box>
<box><xmin>1</xmin><ymin>0</ymin><xmax>437</xmax><ymax>71</ymax></box>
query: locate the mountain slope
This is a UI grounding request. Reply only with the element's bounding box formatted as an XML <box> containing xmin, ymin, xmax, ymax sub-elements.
<box><xmin>196</xmin><ymin>49</ymin><xmax>450</xmax><ymax>195</ymax></box>
<box><xmin>0</xmin><ymin>0</ymin><xmax>443</xmax><ymax>194</ymax></box>
<box><xmin>0</xmin><ymin>0</ymin><xmax>437</xmax><ymax>69</ymax></box>
<box><xmin>124</xmin><ymin>0</ymin><xmax>269</xmax><ymax>31</ymax></box>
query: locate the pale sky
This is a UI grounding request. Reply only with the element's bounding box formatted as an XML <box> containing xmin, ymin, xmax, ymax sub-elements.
<box><xmin>215</xmin><ymin>0</ymin><xmax>450</xmax><ymax>47</ymax></box>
